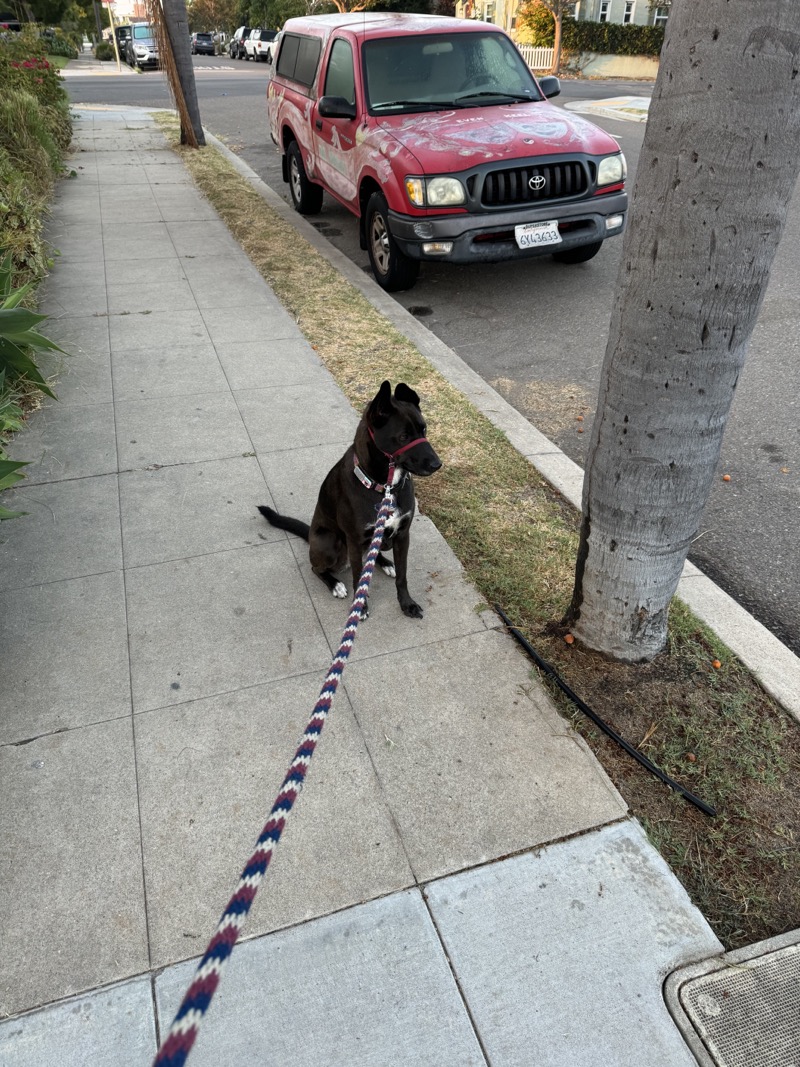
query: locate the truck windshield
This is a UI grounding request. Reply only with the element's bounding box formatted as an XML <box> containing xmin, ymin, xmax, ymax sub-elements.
<box><xmin>363</xmin><ymin>32</ymin><xmax>541</xmax><ymax>113</ymax></box>
<box><xmin>133</xmin><ymin>25</ymin><xmax>154</xmax><ymax>39</ymax></box>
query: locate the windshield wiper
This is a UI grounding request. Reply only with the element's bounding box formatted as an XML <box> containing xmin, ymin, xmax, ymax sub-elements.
<box><xmin>372</xmin><ymin>100</ymin><xmax>452</xmax><ymax>111</ymax></box>
<box><xmin>455</xmin><ymin>91</ymin><xmax>538</xmax><ymax>104</ymax></box>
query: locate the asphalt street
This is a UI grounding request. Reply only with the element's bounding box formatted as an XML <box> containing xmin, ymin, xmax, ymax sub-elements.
<box><xmin>65</xmin><ymin>58</ymin><xmax>800</xmax><ymax>655</ymax></box>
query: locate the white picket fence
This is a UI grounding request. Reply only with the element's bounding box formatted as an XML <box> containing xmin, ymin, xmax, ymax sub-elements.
<box><xmin>516</xmin><ymin>44</ymin><xmax>555</xmax><ymax>71</ymax></box>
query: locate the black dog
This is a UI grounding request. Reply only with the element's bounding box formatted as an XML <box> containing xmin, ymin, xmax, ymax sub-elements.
<box><xmin>258</xmin><ymin>381</ymin><xmax>441</xmax><ymax>617</ymax></box>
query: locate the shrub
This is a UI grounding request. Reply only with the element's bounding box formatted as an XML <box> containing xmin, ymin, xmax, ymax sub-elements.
<box><xmin>0</xmin><ymin>30</ymin><xmax>70</xmax><ymax>515</ymax></box>
<box><xmin>0</xmin><ymin>89</ymin><xmax>63</xmax><ymax>187</ymax></box>
<box><xmin>0</xmin><ymin>148</ymin><xmax>50</xmax><ymax>283</ymax></box>
<box><xmin>44</xmin><ymin>31</ymin><xmax>79</xmax><ymax>59</ymax></box>
<box><xmin>562</xmin><ymin>16</ymin><xmax>665</xmax><ymax>57</ymax></box>
<box><xmin>0</xmin><ymin>255</ymin><xmax>63</xmax><ymax>518</ymax></box>
<box><xmin>95</xmin><ymin>41</ymin><xmax>115</xmax><ymax>61</ymax></box>
<box><xmin>515</xmin><ymin>1</ymin><xmax>555</xmax><ymax>47</ymax></box>
<box><xmin>0</xmin><ymin>32</ymin><xmax>72</xmax><ymax>278</ymax></box>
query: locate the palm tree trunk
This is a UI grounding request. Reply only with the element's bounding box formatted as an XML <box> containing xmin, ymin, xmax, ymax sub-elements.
<box><xmin>566</xmin><ymin>0</ymin><xmax>800</xmax><ymax>661</ymax></box>
<box><xmin>159</xmin><ymin>0</ymin><xmax>205</xmax><ymax>147</ymax></box>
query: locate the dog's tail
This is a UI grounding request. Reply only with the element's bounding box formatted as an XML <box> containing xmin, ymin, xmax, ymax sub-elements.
<box><xmin>257</xmin><ymin>505</ymin><xmax>310</xmax><ymax>542</ymax></box>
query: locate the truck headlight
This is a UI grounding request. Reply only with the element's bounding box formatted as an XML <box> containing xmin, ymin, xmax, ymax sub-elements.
<box><xmin>597</xmin><ymin>154</ymin><xmax>626</xmax><ymax>186</ymax></box>
<box><xmin>405</xmin><ymin>176</ymin><xmax>466</xmax><ymax>208</ymax></box>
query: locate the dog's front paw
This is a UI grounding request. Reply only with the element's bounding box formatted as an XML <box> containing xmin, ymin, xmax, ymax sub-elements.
<box><xmin>400</xmin><ymin>599</ymin><xmax>424</xmax><ymax>619</ymax></box>
<box><xmin>332</xmin><ymin>582</ymin><xmax>348</xmax><ymax>599</ymax></box>
<box><xmin>381</xmin><ymin>562</ymin><xmax>396</xmax><ymax>578</ymax></box>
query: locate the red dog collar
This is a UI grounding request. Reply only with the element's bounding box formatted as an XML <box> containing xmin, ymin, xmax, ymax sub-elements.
<box><xmin>368</xmin><ymin>426</ymin><xmax>429</xmax><ymax>461</ymax></box>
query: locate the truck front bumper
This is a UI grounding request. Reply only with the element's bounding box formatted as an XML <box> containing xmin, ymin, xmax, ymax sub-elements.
<box><xmin>388</xmin><ymin>191</ymin><xmax>627</xmax><ymax>264</ymax></box>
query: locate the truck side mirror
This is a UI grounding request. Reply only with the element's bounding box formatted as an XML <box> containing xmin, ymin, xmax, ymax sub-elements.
<box><xmin>318</xmin><ymin>96</ymin><xmax>357</xmax><ymax>120</ymax></box>
<box><xmin>537</xmin><ymin>75</ymin><xmax>561</xmax><ymax>99</ymax></box>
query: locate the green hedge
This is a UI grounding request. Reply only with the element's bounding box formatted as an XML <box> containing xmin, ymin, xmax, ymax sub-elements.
<box><xmin>0</xmin><ymin>31</ymin><xmax>72</xmax><ymax>278</ymax></box>
<box><xmin>43</xmin><ymin>31</ymin><xmax>79</xmax><ymax>58</ymax></box>
<box><xmin>0</xmin><ymin>27</ymin><xmax>72</xmax><ymax>499</ymax></box>
<box><xmin>562</xmin><ymin>16</ymin><xmax>665</xmax><ymax>57</ymax></box>
<box><xmin>95</xmin><ymin>41</ymin><xmax>115</xmax><ymax>60</ymax></box>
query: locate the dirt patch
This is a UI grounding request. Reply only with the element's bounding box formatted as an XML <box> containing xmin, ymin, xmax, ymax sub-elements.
<box><xmin>490</xmin><ymin>376</ymin><xmax>594</xmax><ymax>441</ymax></box>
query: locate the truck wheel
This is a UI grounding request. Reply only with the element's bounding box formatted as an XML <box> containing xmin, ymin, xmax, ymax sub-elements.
<box><xmin>287</xmin><ymin>142</ymin><xmax>323</xmax><ymax>215</ymax></box>
<box><xmin>365</xmin><ymin>192</ymin><xmax>419</xmax><ymax>292</ymax></box>
<box><xmin>552</xmin><ymin>241</ymin><xmax>602</xmax><ymax>264</ymax></box>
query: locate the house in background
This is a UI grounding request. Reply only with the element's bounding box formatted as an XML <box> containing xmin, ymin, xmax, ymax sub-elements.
<box><xmin>455</xmin><ymin>0</ymin><xmax>517</xmax><ymax>36</ymax></box>
<box><xmin>108</xmin><ymin>0</ymin><xmax>148</xmax><ymax>25</ymax></box>
<box><xmin>454</xmin><ymin>0</ymin><xmax>669</xmax><ymax>34</ymax></box>
<box><xmin>573</xmin><ymin>0</ymin><xmax>669</xmax><ymax>26</ymax></box>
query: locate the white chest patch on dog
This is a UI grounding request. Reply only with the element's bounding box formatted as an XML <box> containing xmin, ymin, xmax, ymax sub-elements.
<box><xmin>385</xmin><ymin>506</ymin><xmax>411</xmax><ymax>534</ymax></box>
<box><xmin>366</xmin><ymin>498</ymin><xmax>410</xmax><ymax>539</ymax></box>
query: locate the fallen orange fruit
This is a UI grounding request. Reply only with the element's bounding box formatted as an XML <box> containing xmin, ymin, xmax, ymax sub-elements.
<box><xmin>564</xmin><ymin>633</ymin><xmax>575</xmax><ymax>645</ymax></box>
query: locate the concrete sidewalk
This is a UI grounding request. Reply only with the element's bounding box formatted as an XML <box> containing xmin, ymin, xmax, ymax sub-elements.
<box><xmin>0</xmin><ymin>108</ymin><xmax>726</xmax><ymax>1065</ymax></box>
<box><xmin>59</xmin><ymin>49</ymin><xmax>137</xmax><ymax>77</ymax></box>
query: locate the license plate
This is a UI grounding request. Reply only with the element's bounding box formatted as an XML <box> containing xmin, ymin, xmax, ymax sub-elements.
<box><xmin>515</xmin><ymin>221</ymin><xmax>561</xmax><ymax>249</ymax></box>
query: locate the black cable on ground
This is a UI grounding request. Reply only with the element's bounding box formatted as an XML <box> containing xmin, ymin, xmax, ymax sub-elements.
<box><xmin>494</xmin><ymin>604</ymin><xmax>717</xmax><ymax>818</ymax></box>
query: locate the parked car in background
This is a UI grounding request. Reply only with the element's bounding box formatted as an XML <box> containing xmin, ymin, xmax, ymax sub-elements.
<box><xmin>114</xmin><ymin>24</ymin><xmax>131</xmax><ymax>56</ymax></box>
<box><xmin>125</xmin><ymin>23</ymin><xmax>158</xmax><ymax>69</ymax></box>
<box><xmin>229</xmin><ymin>25</ymin><xmax>251</xmax><ymax>59</ymax></box>
<box><xmin>241</xmin><ymin>28</ymin><xmax>260</xmax><ymax>60</ymax></box>
<box><xmin>244</xmin><ymin>28</ymin><xmax>276</xmax><ymax>61</ymax></box>
<box><xmin>263</xmin><ymin>29</ymin><xmax>282</xmax><ymax>64</ymax></box>
<box><xmin>252</xmin><ymin>28</ymin><xmax>277</xmax><ymax>62</ymax></box>
<box><xmin>191</xmin><ymin>31</ymin><xmax>215</xmax><ymax>55</ymax></box>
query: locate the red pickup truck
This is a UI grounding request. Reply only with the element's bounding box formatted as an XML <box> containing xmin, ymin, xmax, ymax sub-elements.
<box><xmin>268</xmin><ymin>13</ymin><xmax>627</xmax><ymax>291</ymax></box>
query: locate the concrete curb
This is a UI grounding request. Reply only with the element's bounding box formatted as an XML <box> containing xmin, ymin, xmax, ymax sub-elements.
<box><xmin>171</xmin><ymin>116</ymin><xmax>800</xmax><ymax>724</ymax></box>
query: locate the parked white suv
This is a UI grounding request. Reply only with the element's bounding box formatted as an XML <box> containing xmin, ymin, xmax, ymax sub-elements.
<box><xmin>263</xmin><ymin>29</ymin><xmax>282</xmax><ymax>65</ymax></box>
<box><xmin>244</xmin><ymin>28</ymin><xmax>276</xmax><ymax>62</ymax></box>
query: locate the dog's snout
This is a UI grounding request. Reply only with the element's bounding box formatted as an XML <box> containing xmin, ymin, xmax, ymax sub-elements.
<box><xmin>424</xmin><ymin>454</ymin><xmax>442</xmax><ymax>475</ymax></box>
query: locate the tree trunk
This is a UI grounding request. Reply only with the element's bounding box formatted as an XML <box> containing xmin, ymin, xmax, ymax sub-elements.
<box><xmin>551</xmin><ymin>11</ymin><xmax>562</xmax><ymax>73</ymax></box>
<box><xmin>566</xmin><ymin>0</ymin><xmax>800</xmax><ymax>662</ymax></box>
<box><xmin>160</xmin><ymin>0</ymin><xmax>205</xmax><ymax>147</ymax></box>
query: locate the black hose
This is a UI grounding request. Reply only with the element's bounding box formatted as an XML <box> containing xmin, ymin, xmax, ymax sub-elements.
<box><xmin>494</xmin><ymin>604</ymin><xmax>717</xmax><ymax>818</ymax></box>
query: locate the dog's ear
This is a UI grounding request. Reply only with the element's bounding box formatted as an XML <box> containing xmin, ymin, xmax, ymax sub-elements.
<box><xmin>394</xmin><ymin>382</ymin><xmax>420</xmax><ymax>407</ymax></box>
<box><xmin>367</xmin><ymin>380</ymin><xmax>394</xmax><ymax>427</ymax></box>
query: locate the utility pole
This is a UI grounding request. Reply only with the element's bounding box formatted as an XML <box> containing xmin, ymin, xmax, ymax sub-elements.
<box><xmin>103</xmin><ymin>0</ymin><xmax>122</xmax><ymax>73</ymax></box>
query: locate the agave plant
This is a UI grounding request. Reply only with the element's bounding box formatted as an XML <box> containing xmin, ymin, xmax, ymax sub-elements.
<box><xmin>0</xmin><ymin>253</ymin><xmax>63</xmax><ymax>519</ymax></box>
<box><xmin>0</xmin><ymin>253</ymin><xmax>60</xmax><ymax>400</ymax></box>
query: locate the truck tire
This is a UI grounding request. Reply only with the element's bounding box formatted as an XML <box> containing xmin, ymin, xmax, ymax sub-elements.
<box><xmin>365</xmin><ymin>192</ymin><xmax>419</xmax><ymax>292</ymax></box>
<box><xmin>287</xmin><ymin>141</ymin><xmax>323</xmax><ymax>215</ymax></box>
<box><xmin>552</xmin><ymin>241</ymin><xmax>602</xmax><ymax>265</ymax></box>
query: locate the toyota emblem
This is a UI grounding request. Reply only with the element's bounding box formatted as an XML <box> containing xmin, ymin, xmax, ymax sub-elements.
<box><xmin>529</xmin><ymin>174</ymin><xmax>546</xmax><ymax>191</ymax></box>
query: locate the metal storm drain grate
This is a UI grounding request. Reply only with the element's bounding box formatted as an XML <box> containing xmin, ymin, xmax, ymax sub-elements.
<box><xmin>664</xmin><ymin>930</ymin><xmax>800</xmax><ymax>1067</ymax></box>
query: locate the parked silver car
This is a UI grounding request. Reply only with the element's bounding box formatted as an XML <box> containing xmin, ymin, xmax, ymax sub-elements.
<box><xmin>125</xmin><ymin>23</ymin><xmax>158</xmax><ymax>69</ymax></box>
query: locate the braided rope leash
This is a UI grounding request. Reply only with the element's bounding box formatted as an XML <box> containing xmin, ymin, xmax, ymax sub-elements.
<box><xmin>153</xmin><ymin>484</ymin><xmax>396</xmax><ymax>1067</ymax></box>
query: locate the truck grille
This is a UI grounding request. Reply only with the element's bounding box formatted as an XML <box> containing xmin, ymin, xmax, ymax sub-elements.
<box><xmin>481</xmin><ymin>161</ymin><xmax>588</xmax><ymax>207</ymax></box>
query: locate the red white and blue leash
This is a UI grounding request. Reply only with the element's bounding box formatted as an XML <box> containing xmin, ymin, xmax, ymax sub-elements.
<box><xmin>153</xmin><ymin>476</ymin><xmax>397</xmax><ymax>1067</ymax></box>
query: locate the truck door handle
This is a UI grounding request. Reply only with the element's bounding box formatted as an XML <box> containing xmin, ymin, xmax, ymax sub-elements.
<box><xmin>315</xmin><ymin>119</ymin><xmax>323</xmax><ymax>130</ymax></box>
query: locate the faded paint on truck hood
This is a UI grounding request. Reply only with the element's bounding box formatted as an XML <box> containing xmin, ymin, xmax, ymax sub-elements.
<box><xmin>374</xmin><ymin>101</ymin><xmax>620</xmax><ymax>169</ymax></box>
